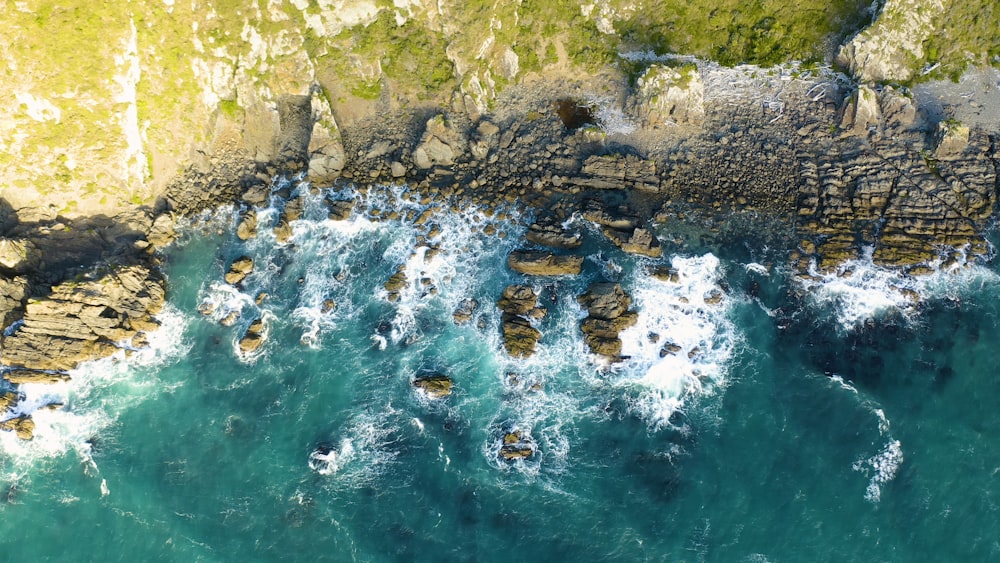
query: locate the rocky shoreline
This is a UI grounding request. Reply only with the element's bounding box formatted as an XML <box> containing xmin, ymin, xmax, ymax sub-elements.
<box><xmin>2</xmin><ymin>64</ymin><xmax>999</xmax><ymax>439</ymax></box>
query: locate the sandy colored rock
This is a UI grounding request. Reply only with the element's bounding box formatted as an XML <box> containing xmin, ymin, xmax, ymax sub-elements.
<box><xmin>507</xmin><ymin>251</ymin><xmax>583</xmax><ymax>276</ymax></box>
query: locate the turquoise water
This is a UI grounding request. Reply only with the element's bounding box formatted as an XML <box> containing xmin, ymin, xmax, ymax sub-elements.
<box><xmin>3</xmin><ymin>179</ymin><xmax>1000</xmax><ymax>561</ymax></box>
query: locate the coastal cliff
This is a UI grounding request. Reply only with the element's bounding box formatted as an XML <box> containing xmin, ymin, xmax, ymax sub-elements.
<box><xmin>1</xmin><ymin>0</ymin><xmax>1000</xmax><ymax>436</ymax></box>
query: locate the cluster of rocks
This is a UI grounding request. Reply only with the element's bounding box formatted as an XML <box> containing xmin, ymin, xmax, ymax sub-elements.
<box><xmin>497</xmin><ymin>285</ymin><xmax>546</xmax><ymax>358</ymax></box>
<box><xmin>577</xmin><ymin>282</ymin><xmax>638</xmax><ymax>361</ymax></box>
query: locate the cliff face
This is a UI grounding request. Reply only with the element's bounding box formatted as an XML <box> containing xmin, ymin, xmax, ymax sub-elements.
<box><xmin>1</xmin><ymin>0</ymin><xmax>883</xmax><ymax>218</ymax></box>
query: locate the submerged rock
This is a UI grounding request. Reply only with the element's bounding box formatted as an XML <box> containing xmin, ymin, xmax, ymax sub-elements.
<box><xmin>452</xmin><ymin>298</ymin><xmax>478</xmax><ymax>325</ymax></box>
<box><xmin>413</xmin><ymin>374</ymin><xmax>453</xmax><ymax>398</ymax></box>
<box><xmin>499</xmin><ymin>430</ymin><xmax>535</xmax><ymax>460</ymax></box>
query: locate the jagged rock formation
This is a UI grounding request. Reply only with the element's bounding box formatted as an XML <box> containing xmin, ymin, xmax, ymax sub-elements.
<box><xmin>1</xmin><ymin>265</ymin><xmax>164</xmax><ymax>372</ymax></box>
<box><xmin>413</xmin><ymin>374</ymin><xmax>453</xmax><ymax>398</ymax></box>
<box><xmin>577</xmin><ymin>283</ymin><xmax>638</xmax><ymax>361</ymax></box>
<box><xmin>507</xmin><ymin>251</ymin><xmax>584</xmax><ymax>276</ymax></box>
<box><xmin>498</xmin><ymin>285</ymin><xmax>545</xmax><ymax>358</ymax></box>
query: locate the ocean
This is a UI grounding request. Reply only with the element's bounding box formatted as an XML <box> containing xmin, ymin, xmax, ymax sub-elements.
<box><xmin>2</xmin><ymin>177</ymin><xmax>999</xmax><ymax>561</ymax></box>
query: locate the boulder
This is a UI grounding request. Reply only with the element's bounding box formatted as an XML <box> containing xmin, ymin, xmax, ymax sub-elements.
<box><xmin>507</xmin><ymin>251</ymin><xmax>583</xmax><ymax>276</ymax></box>
<box><xmin>0</xmin><ymin>391</ymin><xmax>20</xmax><ymax>413</ymax></box>
<box><xmin>0</xmin><ymin>415</ymin><xmax>34</xmax><ymax>440</ymax></box>
<box><xmin>225</xmin><ymin>256</ymin><xmax>254</xmax><ymax>285</ymax></box>
<box><xmin>413</xmin><ymin>374</ymin><xmax>453</xmax><ymax>398</ymax></box>
<box><xmin>499</xmin><ymin>431</ymin><xmax>534</xmax><ymax>460</ymax></box>
<box><xmin>0</xmin><ymin>239</ymin><xmax>38</xmax><ymax>273</ymax></box>
<box><xmin>327</xmin><ymin>199</ymin><xmax>354</xmax><ymax>221</ymax></box>
<box><xmin>236</xmin><ymin>209</ymin><xmax>258</xmax><ymax>241</ymax></box>
<box><xmin>577</xmin><ymin>283</ymin><xmax>630</xmax><ymax>320</ymax></box>
<box><xmin>579</xmin><ymin>311</ymin><xmax>639</xmax><ymax>339</ymax></box>
<box><xmin>582</xmin><ymin>200</ymin><xmax>639</xmax><ymax>230</ymax></box>
<box><xmin>384</xmin><ymin>265</ymin><xmax>408</xmax><ymax>301</ymax></box>
<box><xmin>3</xmin><ymin>369</ymin><xmax>71</xmax><ymax>384</ymax></box>
<box><xmin>497</xmin><ymin>285</ymin><xmax>538</xmax><ymax>316</ymax></box>
<box><xmin>146</xmin><ymin>214</ymin><xmax>176</xmax><ymax>248</ymax></box>
<box><xmin>840</xmin><ymin>85</ymin><xmax>882</xmax><ymax>137</ymax></box>
<box><xmin>238</xmin><ymin>318</ymin><xmax>266</xmax><ymax>353</ymax></box>
<box><xmin>933</xmin><ymin>120</ymin><xmax>970</xmax><ymax>159</ymax></box>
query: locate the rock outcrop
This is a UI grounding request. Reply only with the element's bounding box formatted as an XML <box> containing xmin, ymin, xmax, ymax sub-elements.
<box><xmin>507</xmin><ymin>251</ymin><xmax>583</xmax><ymax>276</ymax></box>
<box><xmin>225</xmin><ymin>256</ymin><xmax>255</xmax><ymax>286</ymax></box>
<box><xmin>0</xmin><ymin>415</ymin><xmax>34</xmax><ymax>440</ymax></box>
<box><xmin>238</xmin><ymin>318</ymin><xmax>267</xmax><ymax>354</ymax></box>
<box><xmin>836</xmin><ymin>0</ymin><xmax>946</xmax><ymax>83</ymax></box>
<box><xmin>413</xmin><ymin>374</ymin><xmax>453</xmax><ymax>398</ymax></box>
<box><xmin>498</xmin><ymin>285</ymin><xmax>544</xmax><ymax>358</ymax></box>
<box><xmin>577</xmin><ymin>282</ymin><xmax>638</xmax><ymax>361</ymax></box>
<box><xmin>632</xmin><ymin>64</ymin><xmax>706</xmax><ymax>126</ymax></box>
<box><xmin>1</xmin><ymin>265</ymin><xmax>164</xmax><ymax>372</ymax></box>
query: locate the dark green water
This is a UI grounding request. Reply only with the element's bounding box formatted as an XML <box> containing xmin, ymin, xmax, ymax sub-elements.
<box><xmin>2</xmin><ymin>182</ymin><xmax>999</xmax><ymax>562</ymax></box>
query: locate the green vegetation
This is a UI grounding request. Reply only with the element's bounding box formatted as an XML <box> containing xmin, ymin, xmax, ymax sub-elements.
<box><xmin>919</xmin><ymin>0</ymin><xmax>1000</xmax><ymax>81</ymax></box>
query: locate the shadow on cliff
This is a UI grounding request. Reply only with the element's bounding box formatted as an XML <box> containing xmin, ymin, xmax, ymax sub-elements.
<box><xmin>0</xmin><ymin>196</ymin><xmax>157</xmax><ymax>289</ymax></box>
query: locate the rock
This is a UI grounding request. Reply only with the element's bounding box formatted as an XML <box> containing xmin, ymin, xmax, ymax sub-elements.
<box><xmin>507</xmin><ymin>251</ymin><xmax>583</xmax><ymax>276</ymax></box>
<box><xmin>146</xmin><ymin>214</ymin><xmax>176</xmax><ymax>248</ymax></box>
<box><xmin>934</xmin><ymin>120</ymin><xmax>970</xmax><ymax>159</ymax></box>
<box><xmin>0</xmin><ymin>275</ymin><xmax>28</xmax><ymax>328</ymax></box>
<box><xmin>632</xmin><ymin>64</ymin><xmax>705</xmax><ymax>126</ymax></box>
<box><xmin>274</xmin><ymin>219</ymin><xmax>293</xmax><ymax>244</ymax></box>
<box><xmin>413</xmin><ymin>114</ymin><xmax>465</xmax><ymax>169</ymax></box>
<box><xmin>0</xmin><ymin>239</ymin><xmax>37</xmax><ymax>273</ymax></box>
<box><xmin>836</xmin><ymin>0</ymin><xmax>946</xmax><ymax>83</ymax></box>
<box><xmin>579</xmin><ymin>311</ymin><xmax>639</xmax><ymax>339</ymax></box>
<box><xmin>564</xmin><ymin>155</ymin><xmax>660</xmax><ymax>192</ymax></box>
<box><xmin>0</xmin><ymin>415</ymin><xmax>34</xmax><ymax>440</ymax></box>
<box><xmin>659</xmin><ymin>342</ymin><xmax>683</xmax><ymax>357</ymax></box>
<box><xmin>499</xmin><ymin>431</ymin><xmax>534</xmax><ymax>460</ymax></box>
<box><xmin>648</xmin><ymin>266</ymin><xmax>680</xmax><ymax>283</ymax></box>
<box><xmin>327</xmin><ymin>199</ymin><xmax>354</xmax><ymax>221</ymax></box>
<box><xmin>0</xmin><ymin>391</ymin><xmax>20</xmax><ymax>413</ymax></box>
<box><xmin>384</xmin><ymin>265</ymin><xmax>407</xmax><ymax>299</ymax></box>
<box><xmin>501</xmin><ymin>313</ymin><xmax>541</xmax><ymax>358</ymax></box>
<box><xmin>602</xmin><ymin>227</ymin><xmax>662</xmax><ymax>257</ymax></box>
<box><xmin>577</xmin><ymin>283</ymin><xmax>631</xmax><ymax>320</ymax></box>
<box><xmin>584</xmin><ymin>334</ymin><xmax>623</xmax><ymax>357</ymax></box>
<box><xmin>413</xmin><ymin>374</ymin><xmax>453</xmax><ymax>397</ymax></box>
<box><xmin>497</xmin><ymin>285</ymin><xmax>538</xmax><ymax>316</ymax></box>
<box><xmin>581</xmin><ymin>200</ymin><xmax>639</xmax><ymax>230</ymax></box>
<box><xmin>0</xmin><ymin>265</ymin><xmax>164</xmax><ymax>371</ymax></box>
<box><xmin>219</xmin><ymin>310</ymin><xmax>240</xmax><ymax>327</ymax></box>
<box><xmin>225</xmin><ymin>256</ymin><xmax>254</xmax><ymax>285</ymax></box>
<box><xmin>238</xmin><ymin>318</ymin><xmax>266</xmax><ymax>353</ymax></box>
<box><xmin>321</xmin><ymin>299</ymin><xmax>336</xmax><ymax>313</ymax></box>
<box><xmin>283</xmin><ymin>196</ymin><xmax>305</xmax><ymax>222</ymax></box>
<box><xmin>452</xmin><ymin>298</ymin><xmax>478</xmax><ymax>325</ymax></box>
<box><xmin>525</xmin><ymin>222</ymin><xmax>582</xmax><ymax>249</ymax></box>
<box><xmin>236</xmin><ymin>209</ymin><xmax>258</xmax><ymax>240</ymax></box>
<box><xmin>390</xmin><ymin>161</ymin><xmax>406</xmax><ymax>178</ymax></box>
<box><xmin>3</xmin><ymin>369</ymin><xmax>72</xmax><ymax>384</ymax></box>
<box><xmin>840</xmin><ymin>85</ymin><xmax>881</xmax><ymax>137</ymax></box>
<box><xmin>704</xmin><ymin>289</ymin><xmax>724</xmax><ymax>305</ymax></box>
